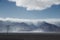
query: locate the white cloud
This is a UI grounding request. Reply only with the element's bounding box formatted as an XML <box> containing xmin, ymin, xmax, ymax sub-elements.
<box><xmin>8</xmin><ymin>0</ymin><xmax>60</xmax><ymax>10</ymax></box>
<box><xmin>0</xmin><ymin>18</ymin><xmax>60</xmax><ymax>22</ymax></box>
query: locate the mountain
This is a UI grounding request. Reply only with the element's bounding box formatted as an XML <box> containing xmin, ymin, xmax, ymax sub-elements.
<box><xmin>34</xmin><ymin>21</ymin><xmax>60</xmax><ymax>32</ymax></box>
<box><xmin>53</xmin><ymin>22</ymin><xmax>60</xmax><ymax>27</ymax></box>
<box><xmin>8</xmin><ymin>22</ymin><xmax>35</xmax><ymax>32</ymax></box>
<box><xmin>0</xmin><ymin>20</ymin><xmax>60</xmax><ymax>33</ymax></box>
<box><xmin>0</xmin><ymin>21</ymin><xmax>7</xmax><ymax>32</ymax></box>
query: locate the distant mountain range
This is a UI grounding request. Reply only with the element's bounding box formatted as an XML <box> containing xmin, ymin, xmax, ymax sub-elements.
<box><xmin>0</xmin><ymin>20</ymin><xmax>60</xmax><ymax>33</ymax></box>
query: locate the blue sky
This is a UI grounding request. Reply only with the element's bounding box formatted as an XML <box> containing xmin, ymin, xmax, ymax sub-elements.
<box><xmin>0</xmin><ymin>0</ymin><xmax>60</xmax><ymax>19</ymax></box>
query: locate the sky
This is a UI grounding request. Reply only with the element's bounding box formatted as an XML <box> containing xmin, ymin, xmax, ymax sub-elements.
<box><xmin>0</xmin><ymin>0</ymin><xmax>60</xmax><ymax>19</ymax></box>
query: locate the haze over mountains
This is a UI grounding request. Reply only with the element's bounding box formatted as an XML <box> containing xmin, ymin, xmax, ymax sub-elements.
<box><xmin>0</xmin><ymin>18</ymin><xmax>60</xmax><ymax>33</ymax></box>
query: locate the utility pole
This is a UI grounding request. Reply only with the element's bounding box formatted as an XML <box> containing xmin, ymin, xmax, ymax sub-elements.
<box><xmin>7</xmin><ymin>25</ymin><xmax>10</xmax><ymax>34</ymax></box>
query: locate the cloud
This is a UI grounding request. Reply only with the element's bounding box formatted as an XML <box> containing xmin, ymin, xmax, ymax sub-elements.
<box><xmin>8</xmin><ymin>0</ymin><xmax>60</xmax><ymax>10</ymax></box>
<box><xmin>0</xmin><ymin>17</ymin><xmax>60</xmax><ymax>27</ymax></box>
<box><xmin>0</xmin><ymin>18</ymin><xmax>60</xmax><ymax>22</ymax></box>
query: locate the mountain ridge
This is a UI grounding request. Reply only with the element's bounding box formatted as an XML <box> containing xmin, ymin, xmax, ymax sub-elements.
<box><xmin>0</xmin><ymin>20</ymin><xmax>60</xmax><ymax>33</ymax></box>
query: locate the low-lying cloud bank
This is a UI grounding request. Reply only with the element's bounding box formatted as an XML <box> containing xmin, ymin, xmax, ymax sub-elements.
<box><xmin>0</xmin><ymin>18</ymin><xmax>60</xmax><ymax>25</ymax></box>
<box><xmin>0</xmin><ymin>18</ymin><xmax>60</xmax><ymax>22</ymax></box>
<box><xmin>8</xmin><ymin>0</ymin><xmax>60</xmax><ymax>10</ymax></box>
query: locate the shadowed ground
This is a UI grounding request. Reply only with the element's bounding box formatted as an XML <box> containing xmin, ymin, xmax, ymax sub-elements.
<box><xmin>0</xmin><ymin>33</ymin><xmax>60</xmax><ymax>40</ymax></box>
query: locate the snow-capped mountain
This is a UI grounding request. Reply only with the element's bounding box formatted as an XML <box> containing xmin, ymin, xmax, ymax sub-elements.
<box><xmin>0</xmin><ymin>19</ymin><xmax>60</xmax><ymax>33</ymax></box>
